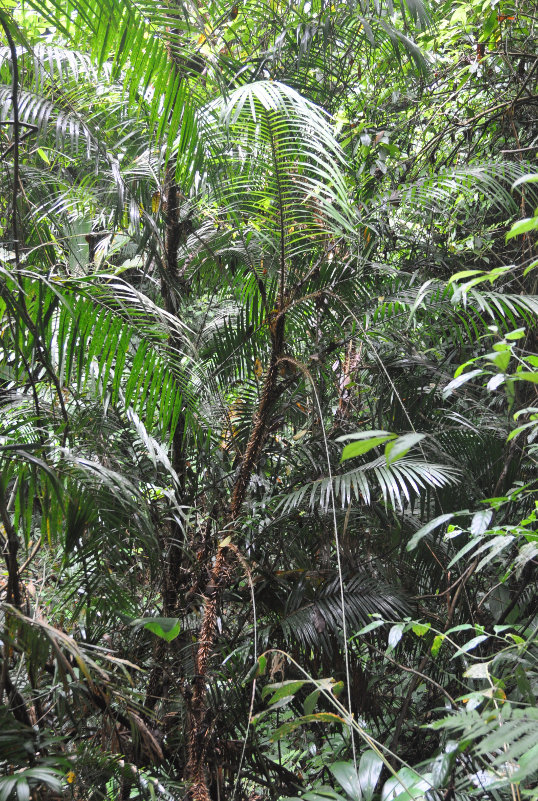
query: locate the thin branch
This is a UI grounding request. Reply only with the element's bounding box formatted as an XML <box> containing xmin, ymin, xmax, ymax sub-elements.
<box><xmin>501</xmin><ymin>145</ymin><xmax>538</xmax><ymax>153</ymax></box>
<box><xmin>361</xmin><ymin>640</ymin><xmax>456</xmax><ymax>705</ymax></box>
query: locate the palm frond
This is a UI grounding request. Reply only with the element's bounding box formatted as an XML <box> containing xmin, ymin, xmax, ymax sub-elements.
<box><xmin>385</xmin><ymin>164</ymin><xmax>530</xmax><ymax>217</ymax></box>
<box><xmin>371</xmin><ymin>275</ymin><xmax>538</xmax><ymax>334</ymax></box>
<box><xmin>276</xmin><ymin>454</ymin><xmax>459</xmax><ymax>514</ymax></box>
<box><xmin>20</xmin><ymin>0</ymin><xmax>198</xmax><ymax>158</ymax></box>
<box><xmin>201</xmin><ymin>80</ymin><xmax>356</xmax><ymax>271</ymax></box>
<box><xmin>277</xmin><ymin>572</ymin><xmax>410</xmax><ymax>654</ymax></box>
<box><xmin>431</xmin><ymin>705</ymin><xmax>538</xmax><ymax>790</ymax></box>
<box><xmin>0</xmin><ymin>266</ymin><xmax>200</xmax><ymax>442</ymax></box>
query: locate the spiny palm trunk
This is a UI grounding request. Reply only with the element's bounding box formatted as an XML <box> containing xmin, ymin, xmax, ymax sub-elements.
<box><xmin>186</xmin><ymin>314</ymin><xmax>286</xmax><ymax>800</ymax></box>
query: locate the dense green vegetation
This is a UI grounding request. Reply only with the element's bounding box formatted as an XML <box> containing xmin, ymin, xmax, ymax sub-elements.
<box><xmin>0</xmin><ymin>0</ymin><xmax>537</xmax><ymax>799</ymax></box>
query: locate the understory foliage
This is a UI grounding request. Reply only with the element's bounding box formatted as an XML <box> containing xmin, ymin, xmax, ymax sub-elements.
<box><xmin>0</xmin><ymin>0</ymin><xmax>537</xmax><ymax>799</ymax></box>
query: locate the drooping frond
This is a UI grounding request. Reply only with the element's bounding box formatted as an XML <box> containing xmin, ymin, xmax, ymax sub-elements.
<box><xmin>384</xmin><ymin>163</ymin><xmax>534</xmax><ymax>217</ymax></box>
<box><xmin>371</xmin><ymin>274</ymin><xmax>538</xmax><ymax>334</ymax></box>
<box><xmin>276</xmin><ymin>454</ymin><xmax>459</xmax><ymax>514</ymax></box>
<box><xmin>0</xmin><ymin>266</ymin><xmax>200</xmax><ymax>443</ymax></box>
<box><xmin>19</xmin><ymin>0</ymin><xmax>199</xmax><ymax>158</ymax></box>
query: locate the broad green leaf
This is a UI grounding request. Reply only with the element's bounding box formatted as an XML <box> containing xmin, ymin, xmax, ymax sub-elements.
<box><xmin>524</xmin><ymin>355</ymin><xmax>538</xmax><ymax>366</ymax></box>
<box><xmin>330</xmin><ymin>762</ymin><xmax>362</xmax><ymax>801</ymax></box>
<box><xmin>138</xmin><ymin>617</ymin><xmax>181</xmax><ymax>642</ymax></box>
<box><xmin>470</xmin><ymin>509</ymin><xmax>492</xmax><ymax>537</ymax></box>
<box><xmin>513</xmin><ymin>371</ymin><xmax>538</xmax><ymax>384</ymax></box>
<box><xmin>388</xmin><ymin>624</ymin><xmax>404</xmax><ymax>649</ymax></box>
<box><xmin>270</xmin><ymin>713</ymin><xmax>345</xmax><ymax>741</ymax></box>
<box><xmin>407</xmin><ymin>513</ymin><xmax>454</xmax><ymax>551</ymax></box>
<box><xmin>445</xmin><ymin>624</ymin><xmax>475</xmax><ymax>634</ymax></box>
<box><xmin>341</xmin><ymin>433</ymin><xmax>396</xmax><ymax>462</ymax></box>
<box><xmin>487</xmin><ymin>374</ymin><xmax>506</xmax><ymax>391</ymax></box>
<box><xmin>449</xmin><ymin>269</ymin><xmax>483</xmax><ymax>283</ymax></box>
<box><xmin>385</xmin><ymin>433</ymin><xmax>425</xmax><ymax>465</ymax></box>
<box><xmin>411</xmin><ymin>623</ymin><xmax>430</xmax><ymax>636</ymax></box>
<box><xmin>352</xmin><ymin>619</ymin><xmax>385</xmax><ymax>637</ymax></box>
<box><xmin>431</xmin><ymin>753</ymin><xmax>453</xmax><ymax>789</ymax></box>
<box><xmin>486</xmin><ymin>348</ymin><xmax>510</xmax><ymax>372</ymax></box>
<box><xmin>505</xmin><ymin>328</ymin><xmax>525</xmax><ymax>340</ymax></box>
<box><xmin>381</xmin><ymin>768</ymin><xmax>430</xmax><ymax>801</ymax></box>
<box><xmin>263</xmin><ymin>694</ymin><xmax>296</xmax><ymax>711</ymax></box>
<box><xmin>451</xmin><ymin>634</ymin><xmax>488</xmax><ymax>659</ymax></box>
<box><xmin>37</xmin><ymin>147</ymin><xmax>50</xmax><ymax>164</ymax></box>
<box><xmin>524</xmin><ymin>257</ymin><xmax>538</xmax><ymax>275</ymax></box>
<box><xmin>454</xmin><ymin>359</ymin><xmax>477</xmax><ymax>378</ymax></box>
<box><xmin>506</xmin><ymin>216</ymin><xmax>538</xmax><ymax>240</ymax></box>
<box><xmin>431</xmin><ymin>634</ymin><xmax>444</xmax><ymax>656</ymax></box>
<box><xmin>303</xmin><ymin>689</ymin><xmax>320</xmax><ymax>716</ymax></box>
<box><xmin>262</xmin><ymin>680</ymin><xmax>307</xmax><ymax>703</ymax></box>
<box><xmin>443</xmin><ymin>369</ymin><xmax>483</xmax><ymax>398</ymax></box>
<box><xmin>359</xmin><ymin>750</ymin><xmax>384</xmax><ymax>801</ymax></box>
<box><xmin>464</xmin><ymin>662</ymin><xmax>490</xmax><ymax>679</ymax></box>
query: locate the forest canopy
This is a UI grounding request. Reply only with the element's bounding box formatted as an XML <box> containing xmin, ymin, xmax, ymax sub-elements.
<box><xmin>0</xmin><ymin>0</ymin><xmax>537</xmax><ymax>799</ymax></box>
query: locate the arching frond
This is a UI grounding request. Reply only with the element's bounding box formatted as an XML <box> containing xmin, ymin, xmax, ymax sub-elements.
<box><xmin>276</xmin><ymin>454</ymin><xmax>460</xmax><ymax>514</ymax></box>
<box><xmin>371</xmin><ymin>274</ymin><xmax>538</xmax><ymax>334</ymax></box>
<box><xmin>384</xmin><ymin>163</ymin><xmax>533</xmax><ymax>217</ymax></box>
<box><xmin>277</xmin><ymin>573</ymin><xmax>410</xmax><ymax>654</ymax></box>
<box><xmin>200</xmin><ymin>80</ymin><xmax>357</xmax><ymax>274</ymax></box>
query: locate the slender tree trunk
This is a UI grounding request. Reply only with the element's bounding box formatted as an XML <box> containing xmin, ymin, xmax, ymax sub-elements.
<box><xmin>162</xmin><ymin>162</ymin><xmax>188</xmax><ymax>614</ymax></box>
<box><xmin>0</xmin><ymin>489</ymin><xmax>21</xmax><ymax>609</ymax></box>
<box><xmin>145</xmin><ymin>165</ymin><xmax>189</xmax><ymax>716</ymax></box>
